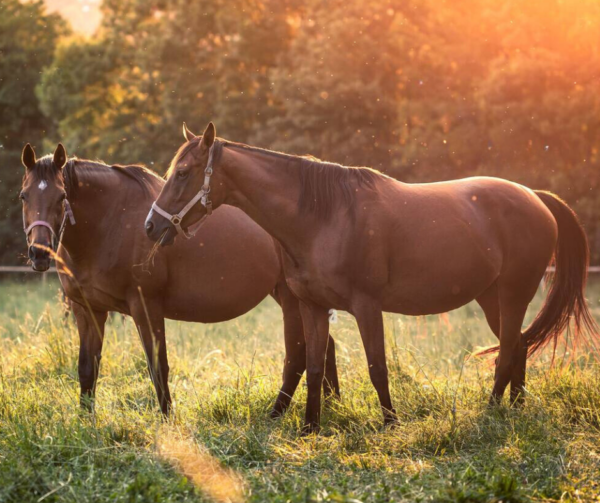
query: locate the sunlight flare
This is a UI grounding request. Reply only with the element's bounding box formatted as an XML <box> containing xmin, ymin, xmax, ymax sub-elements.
<box><xmin>156</xmin><ymin>426</ymin><xmax>245</xmax><ymax>503</ymax></box>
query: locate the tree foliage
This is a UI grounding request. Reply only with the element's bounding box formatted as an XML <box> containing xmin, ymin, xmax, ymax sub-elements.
<box><xmin>0</xmin><ymin>0</ymin><xmax>64</xmax><ymax>262</ymax></box>
<box><xmin>3</xmin><ymin>0</ymin><xmax>600</xmax><ymax>263</ymax></box>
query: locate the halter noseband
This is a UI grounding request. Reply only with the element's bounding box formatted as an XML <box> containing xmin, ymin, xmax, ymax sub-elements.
<box><xmin>151</xmin><ymin>141</ymin><xmax>217</xmax><ymax>239</ymax></box>
<box><xmin>24</xmin><ymin>198</ymin><xmax>76</xmax><ymax>251</ymax></box>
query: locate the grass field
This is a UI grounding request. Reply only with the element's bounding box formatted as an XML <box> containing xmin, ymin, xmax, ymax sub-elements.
<box><xmin>1</xmin><ymin>277</ymin><xmax>600</xmax><ymax>502</ymax></box>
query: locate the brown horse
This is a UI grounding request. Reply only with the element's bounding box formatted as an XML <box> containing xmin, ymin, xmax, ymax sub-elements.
<box><xmin>146</xmin><ymin>122</ymin><xmax>597</xmax><ymax>433</ymax></box>
<box><xmin>19</xmin><ymin>143</ymin><xmax>339</xmax><ymax>415</ymax></box>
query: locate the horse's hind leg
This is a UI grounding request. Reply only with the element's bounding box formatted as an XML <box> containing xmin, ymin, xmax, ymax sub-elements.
<box><xmin>129</xmin><ymin>293</ymin><xmax>172</xmax><ymax>416</ymax></box>
<box><xmin>490</xmin><ymin>281</ymin><xmax>535</xmax><ymax>405</ymax></box>
<box><xmin>476</xmin><ymin>281</ymin><xmax>500</xmax><ymax>339</ymax></box>
<box><xmin>510</xmin><ymin>338</ymin><xmax>528</xmax><ymax>405</ymax></box>
<box><xmin>489</xmin><ymin>302</ymin><xmax>526</xmax><ymax>404</ymax></box>
<box><xmin>323</xmin><ymin>333</ymin><xmax>340</xmax><ymax>400</ymax></box>
<box><xmin>477</xmin><ymin>281</ymin><xmax>529</xmax><ymax>405</ymax></box>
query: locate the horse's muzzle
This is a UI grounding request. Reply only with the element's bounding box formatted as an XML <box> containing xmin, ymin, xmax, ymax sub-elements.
<box><xmin>29</xmin><ymin>243</ymin><xmax>51</xmax><ymax>272</ymax></box>
<box><xmin>145</xmin><ymin>209</ymin><xmax>177</xmax><ymax>246</ymax></box>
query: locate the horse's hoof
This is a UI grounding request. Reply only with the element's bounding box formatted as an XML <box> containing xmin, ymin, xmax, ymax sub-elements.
<box><xmin>269</xmin><ymin>407</ymin><xmax>285</xmax><ymax>419</ymax></box>
<box><xmin>322</xmin><ymin>397</ymin><xmax>341</xmax><ymax>411</ymax></box>
<box><xmin>487</xmin><ymin>395</ymin><xmax>503</xmax><ymax>408</ymax></box>
<box><xmin>323</xmin><ymin>392</ymin><xmax>341</xmax><ymax>404</ymax></box>
<box><xmin>300</xmin><ymin>423</ymin><xmax>320</xmax><ymax>437</ymax></box>
<box><xmin>384</xmin><ymin>418</ymin><xmax>400</xmax><ymax>429</ymax></box>
<box><xmin>79</xmin><ymin>396</ymin><xmax>94</xmax><ymax>414</ymax></box>
<box><xmin>383</xmin><ymin>408</ymin><xmax>399</xmax><ymax>428</ymax></box>
<box><xmin>510</xmin><ymin>396</ymin><xmax>525</xmax><ymax>408</ymax></box>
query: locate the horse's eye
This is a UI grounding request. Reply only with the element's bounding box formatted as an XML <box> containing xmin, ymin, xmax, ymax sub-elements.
<box><xmin>19</xmin><ymin>192</ymin><xmax>26</xmax><ymax>201</ymax></box>
<box><xmin>177</xmin><ymin>170</ymin><xmax>188</xmax><ymax>179</ymax></box>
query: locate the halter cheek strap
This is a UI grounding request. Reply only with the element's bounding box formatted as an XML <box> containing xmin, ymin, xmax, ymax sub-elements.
<box><xmin>24</xmin><ymin>199</ymin><xmax>76</xmax><ymax>250</ymax></box>
<box><xmin>151</xmin><ymin>142</ymin><xmax>216</xmax><ymax>239</ymax></box>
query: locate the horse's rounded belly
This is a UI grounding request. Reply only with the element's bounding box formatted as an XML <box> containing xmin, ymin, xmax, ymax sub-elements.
<box><xmin>162</xmin><ymin>264</ymin><xmax>276</xmax><ymax>323</ymax></box>
<box><xmin>163</xmin><ymin>205</ymin><xmax>280</xmax><ymax>323</ymax></box>
<box><xmin>382</xmin><ymin>286</ymin><xmax>483</xmax><ymax>316</ymax></box>
<box><xmin>381</xmin><ymin>262</ymin><xmax>498</xmax><ymax>316</ymax></box>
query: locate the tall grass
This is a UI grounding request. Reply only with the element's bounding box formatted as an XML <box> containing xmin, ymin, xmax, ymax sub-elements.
<box><xmin>0</xmin><ymin>277</ymin><xmax>599</xmax><ymax>502</ymax></box>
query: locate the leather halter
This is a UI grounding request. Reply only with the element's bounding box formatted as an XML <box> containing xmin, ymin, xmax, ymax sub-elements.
<box><xmin>151</xmin><ymin>141</ymin><xmax>216</xmax><ymax>239</ymax></box>
<box><xmin>24</xmin><ymin>198</ymin><xmax>76</xmax><ymax>250</ymax></box>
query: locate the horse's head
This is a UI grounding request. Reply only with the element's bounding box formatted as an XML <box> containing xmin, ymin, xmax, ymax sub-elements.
<box><xmin>145</xmin><ymin>122</ymin><xmax>220</xmax><ymax>245</ymax></box>
<box><xmin>20</xmin><ymin>143</ymin><xmax>69</xmax><ymax>271</ymax></box>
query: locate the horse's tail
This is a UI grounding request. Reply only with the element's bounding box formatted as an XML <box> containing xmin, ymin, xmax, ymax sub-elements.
<box><xmin>523</xmin><ymin>191</ymin><xmax>597</xmax><ymax>356</ymax></box>
<box><xmin>479</xmin><ymin>190</ymin><xmax>598</xmax><ymax>358</ymax></box>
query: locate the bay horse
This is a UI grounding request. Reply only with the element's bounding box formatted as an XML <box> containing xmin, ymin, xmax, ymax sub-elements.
<box><xmin>146</xmin><ymin>122</ymin><xmax>597</xmax><ymax>434</ymax></box>
<box><xmin>19</xmin><ymin>143</ymin><xmax>339</xmax><ymax>416</ymax></box>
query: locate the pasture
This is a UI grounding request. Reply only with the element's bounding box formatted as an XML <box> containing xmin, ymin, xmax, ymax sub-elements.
<box><xmin>1</xmin><ymin>277</ymin><xmax>599</xmax><ymax>502</ymax></box>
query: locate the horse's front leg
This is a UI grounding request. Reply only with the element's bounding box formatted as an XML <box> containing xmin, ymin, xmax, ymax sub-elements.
<box><xmin>271</xmin><ymin>281</ymin><xmax>340</xmax><ymax>418</ymax></box>
<box><xmin>72</xmin><ymin>302</ymin><xmax>108</xmax><ymax>412</ymax></box>
<box><xmin>298</xmin><ymin>301</ymin><xmax>330</xmax><ymax>435</ymax></box>
<box><xmin>129</xmin><ymin>290</ymin><xmax>172</xmax><ymax>416</ymax></box>
<box><xmin>352</xmin><ymin>295</ymin><xmax>397</xmax><ymax>426</ymax></box>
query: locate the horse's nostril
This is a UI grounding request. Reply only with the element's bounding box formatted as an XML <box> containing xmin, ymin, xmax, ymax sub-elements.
<box><xmin>145</xmin><ymin>221</ymin><xmax>154</xmax><ymax>233</ymax></box>
<box><xmin>29</xmin><ymin>244</ymin><xmax>50</xmax><ymax>261</ymax></box>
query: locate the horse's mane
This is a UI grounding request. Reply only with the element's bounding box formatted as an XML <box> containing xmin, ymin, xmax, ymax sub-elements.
<box><xmin>226</xmin><ymin>141</ymin><xmax>386</xmax><ymax>219</ymax></box>
<box><xmin>168</xmin><ymin>138</ymin><xmax>387</xmax><ymax>219</ymax></box>
<box><xmin>296</xmin><ymin>158</ymin><xmax>382</xmax><ymax>219</ymax></box>
<box><xmin>32</xmin><ymin>154</ymin><xmax>163</xmax><ymax>199</ymax></box>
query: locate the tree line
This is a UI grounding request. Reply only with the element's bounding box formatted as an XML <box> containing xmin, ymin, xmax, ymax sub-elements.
<box><xmin>1</xmin><ymin>0</ymin><xmax>600</xmax><ymax>264</ymax></box>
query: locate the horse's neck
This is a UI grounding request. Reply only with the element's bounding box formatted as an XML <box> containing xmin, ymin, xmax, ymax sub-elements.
<box><xmin>222</xmin><ymin>148</ymin><xmax>309</xmax><ymax>248</ymax></box>
<box><xmin>61</xmin><ymin>170</ymin><xmax>134</xmax><ymax>259</ymax></box>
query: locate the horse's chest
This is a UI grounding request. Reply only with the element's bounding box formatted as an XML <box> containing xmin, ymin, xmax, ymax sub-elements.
<box><xmin>284</xmin><ymin>272</ymin><xmax>312</xmax><ymax>300</ymax></box>
<box><xmin>59</xmin><ymin>261</ymin><xmax>131</xmax><ymax>314</ymax></box>
<box><xmin>283</xmin><ymin>263</ymin><xmax>349</xmax><ymax>309</ymax></box>
<box><xmin>279</xmin><ymin>238</ymin><xmax>372</xmax><ymax>309</ymax></box>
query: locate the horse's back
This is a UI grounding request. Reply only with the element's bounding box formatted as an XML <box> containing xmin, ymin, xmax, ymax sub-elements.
<box><xmin>400</xmin><ymin>176</ymin><xmax>557</xmax><ymax>243</ymax></box>
<box><xmin>377</xmin><ymin>176</ymin><xmax>558</xmax><ymax>314</ymax></box>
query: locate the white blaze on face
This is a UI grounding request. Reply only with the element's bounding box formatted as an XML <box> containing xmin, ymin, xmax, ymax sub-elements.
<box><xmin>38</xmin><ymin>180</ymin><xmax>48</xmax><ymax>191</ymax></box>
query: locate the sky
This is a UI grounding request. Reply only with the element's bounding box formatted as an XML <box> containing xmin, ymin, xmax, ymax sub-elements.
<box><xmin>44</xmin><ymin>0</ymin><xmax>102</xmax><ymax>35</ymax></box>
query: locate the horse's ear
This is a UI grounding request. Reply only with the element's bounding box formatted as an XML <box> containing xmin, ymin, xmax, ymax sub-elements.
<box><xmin>53</xmin><ymin>143</ymin><xmax>68</xmax><ymax>170</ymax></box>
<box><xmin>183</xmin><ymin>122</ymin><xmax>197</xmax><ymax>142</ymax></box>
<box><xmin>201</xmin><ymin>122</ymin><xmax>216</xmax><ymax>150</ymax></box>
<box><xmin>22</xmin><ymin>143</ymin><xmax>36</xmax><ymax>171</ymax></box>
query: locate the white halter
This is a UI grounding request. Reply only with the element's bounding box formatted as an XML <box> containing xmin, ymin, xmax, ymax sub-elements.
<box><xmin>151</xmin><ymin>142</ymin><xmax>216</xmax><ymax>239</ymax></box>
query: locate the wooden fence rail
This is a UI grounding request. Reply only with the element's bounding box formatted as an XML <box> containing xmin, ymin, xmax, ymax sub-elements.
<box><xmin>0</xmin><ymin>266</ymin><xmax>57</xmax><ymax>284</ymax></box>
<box><xmin>0</xmin><ymin>266</ymin><xmax>57</xmax><ymax>273</ymax></box>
